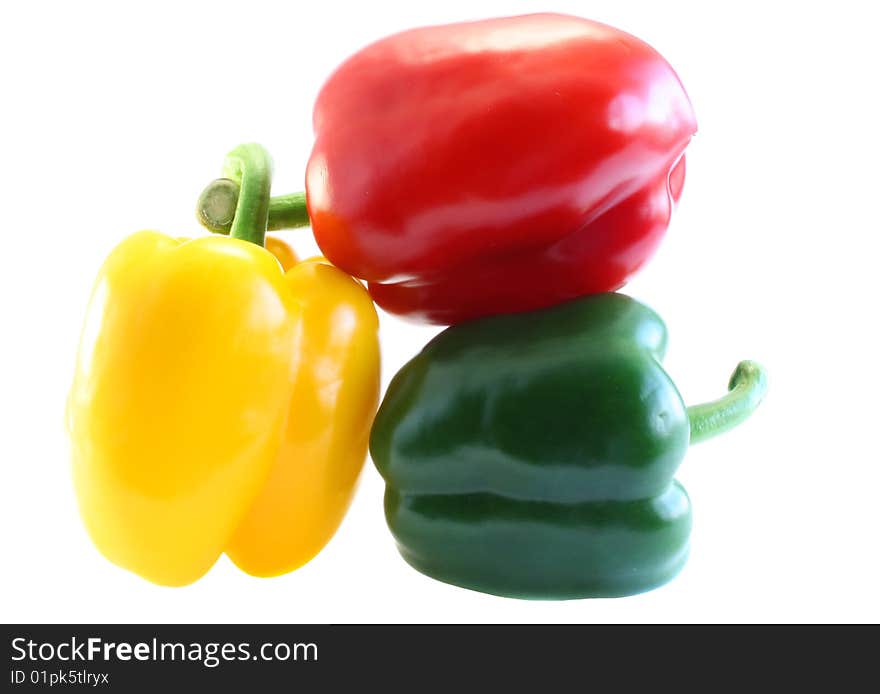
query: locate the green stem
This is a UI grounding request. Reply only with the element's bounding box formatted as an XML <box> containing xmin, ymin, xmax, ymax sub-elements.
<box><xmin>196</xmin><ymin>178</ymin><xmax>239</xmax><ymax>233</ymax></box>
<box><xmin>267</xmin><ymin>193</ymin><xmax>309</xmax><ymax>230</ymax></box>
<box><xmin>196</xmin><ymin>144</ymin><xmax>274</xmax><ymax>246</ymax></box>
<box><xmin>687</xmin><ymin>360</ymin><xmax>768</xmax><ymax>444</ymax></box>
<box><xmin>198</xmin><ymin>186</ymin><xmax>309</xmax><ymax>235</ymax></box>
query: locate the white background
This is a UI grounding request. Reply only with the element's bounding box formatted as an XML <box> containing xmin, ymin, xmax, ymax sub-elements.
<box><xmin>1</xmin><ymin>0</ymin><xmax>878</xmax><ymax>624</ymax></box>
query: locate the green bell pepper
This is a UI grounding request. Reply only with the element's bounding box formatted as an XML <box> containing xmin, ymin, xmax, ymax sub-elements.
<box><xmin>370</xmin><ymin>293</ymin><xmax>767</xmax><ymax>599</ymax></box>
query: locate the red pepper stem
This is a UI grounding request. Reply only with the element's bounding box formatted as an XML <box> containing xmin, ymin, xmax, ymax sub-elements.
<box><xmin>195</xmin><ymin>143</ymin><xmax>274</xmax><ymax>246</ymax></box>
<box><xmin>686</xmin><ymin>360</ymin><xmax>768</xmax><ymax>444</ymax></box>
<box><xmin>266</xmin><ymin>193</ymin><xmax>309</xmax><ymax>230</ymax></box>
<box><xmin>198</xmin><ymin>185</ymin><xmax>309</xmax><ymax>235</ymax></box>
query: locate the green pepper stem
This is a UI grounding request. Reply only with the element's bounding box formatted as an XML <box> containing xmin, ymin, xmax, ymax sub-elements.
<box><xmin>686</xmin><ymin>360</ymin><xmax>767</xmax><ymax>444</ymax></box>
<box><xmin>198</xmin><ymin>182</ymin><xmax>309</xmax><ymax>235</ymax></box>
<box><xmin>196</xmin><ymin>144</ymin><xmax>273</xmax><ymax>246</ymax></box>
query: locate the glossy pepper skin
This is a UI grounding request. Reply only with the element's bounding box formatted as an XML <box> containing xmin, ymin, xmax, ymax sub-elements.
<box><xmin>370</xmin><ymin>294</ymin><xmax>766</xmax><ymax>599</ymax></box>
<box><xmin>227</xmin><ymin>256</ymin><xmax>380</xmax><ymax>577</ymax></box>
<box><xmin>306</xmin><ymin>13</ymin><xmax>697</xmax><ymax>324</ymax></box>
<box><xmin>68</xmin><ymin>145</ymin><xmax>380</xmax><ymax>586</ymax></box>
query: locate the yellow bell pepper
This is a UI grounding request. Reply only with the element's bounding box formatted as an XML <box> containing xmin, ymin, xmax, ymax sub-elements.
<box><xmin>67</xmin><ymin>144</ymin><xmax>380</xmax><ymax>586</ymax></box>
<box><xmin>227</xmin><ymin>255</ymin><xmax>379</xmax><ymax>577</ymax></box>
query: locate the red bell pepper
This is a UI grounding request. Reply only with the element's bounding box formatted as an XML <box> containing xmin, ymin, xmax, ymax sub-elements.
<box><xmin>205</xmin><ymin>14</ymin><xmax>698</xmax><ymax>324</ymax></box>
